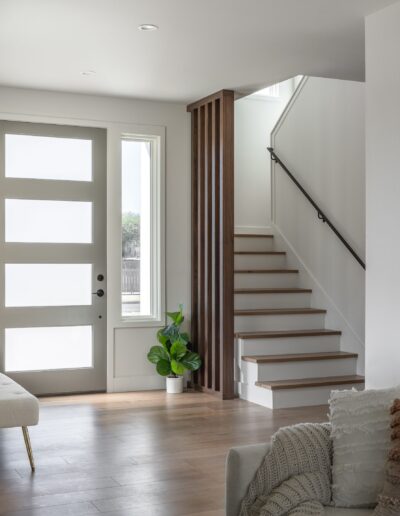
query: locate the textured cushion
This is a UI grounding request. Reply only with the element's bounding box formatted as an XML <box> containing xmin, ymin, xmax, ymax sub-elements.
<box><xmin>329</xmin><ymin>386</ymin><xmax>400</xmax><ymax>508</ymax></box>
<box><xmin>324</xmin><ymin>510</ymin><xmax>373</xmax><ymax>515</ymax></box>
<box><xmin>373</xmin><ymin>399</ymin><xmax>400</xmax><ymax>516</ymax></box>
<box><xmin>0</xmin><ymin>373</ymin><xmax>39</xmax><ymax>428</ymax></box>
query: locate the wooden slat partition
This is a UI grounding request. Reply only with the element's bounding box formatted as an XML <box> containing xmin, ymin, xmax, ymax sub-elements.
<box><xmin>187</xmin><ymin>90</ymin><xmax>235</xmax><ymax>399</ymax></box>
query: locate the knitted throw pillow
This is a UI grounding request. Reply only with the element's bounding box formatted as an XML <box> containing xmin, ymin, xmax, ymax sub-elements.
<box><xmin>373</xmin><ymin>399</ymin><xmax>400</xmax><ymax>516</ymax></box>
<box><xmin>329</xmin><ymin>386</ymin><xmax>400</xmax><ymax>507</ymax></box>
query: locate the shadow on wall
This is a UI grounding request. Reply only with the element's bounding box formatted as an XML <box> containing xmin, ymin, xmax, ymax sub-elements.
<box><xmin>234</xmin><ymin>76</ymin><xmax>301</xmax><ymax>234</ymax></box>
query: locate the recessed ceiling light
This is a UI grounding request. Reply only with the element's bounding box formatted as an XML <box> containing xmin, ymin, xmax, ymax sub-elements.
<box><xmin>138</xmin><ymin>24</ymin><xmax>158</xmax><ymax>31</ymax></box>
<box><xmin>81</xmin><ymin>70</ymin><xmax>96</xmax><ymax>76</ymax></box>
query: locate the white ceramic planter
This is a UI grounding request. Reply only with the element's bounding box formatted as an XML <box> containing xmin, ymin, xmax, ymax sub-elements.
<box><xmin>166</xmin><ymin>376</ymin><xmax>183</xmax><ymax>394</ymax></box>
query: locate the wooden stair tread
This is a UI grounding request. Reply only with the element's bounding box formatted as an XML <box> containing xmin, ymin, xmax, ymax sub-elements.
<box><xmin>235</xmin><ymin>329</ymin><xmax>342</xmax><ymax>339</ymax></box>
<box><xmin>256</xmin><ymin>375</ymin><xmax>365</xmax><ymax>391</ymax></box>
<box><xmin>234</xmin><ymin>234</ymin><xmax>273</xmax><ymax>238</ymax></box>
<box><xmin>234</xmin><ymin>308</ymin><xmax>326</xmax><ymax>316</ymax></box>
<box><xmin>235</xmin><ymin>269</ymin><xmax>299</xmax><ymax>274</ymax></box>
<box><xmin>235</xmin><ymin>288</ymin><xmax>312</xmax><ymax>294</ymax></box>
<box><xmin>234</xmin><ymin>251</ymin><xmax>285</xmax><ymax>255</ymax></box>
<box><xmin>243</xmin><ymin>351</ymin><xmax>358</xmax><ymax>364</ymax></box>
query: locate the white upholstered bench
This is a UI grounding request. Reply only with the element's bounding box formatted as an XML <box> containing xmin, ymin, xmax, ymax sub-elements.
<box><xmin>0</xmin><ymin>373</ymin><xmax>39</xmax><ymax>471</ymax></box>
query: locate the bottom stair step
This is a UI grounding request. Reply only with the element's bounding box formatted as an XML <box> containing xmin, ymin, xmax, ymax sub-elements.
<box><xmin>240</xmin><ymin>353</ymin><xmax>358</xmax><ymax>383</ymax></box>
<box><xmin>239</xmin><ymin>375</ymin><xmax>365</xmax><ymax>409</ymax></box>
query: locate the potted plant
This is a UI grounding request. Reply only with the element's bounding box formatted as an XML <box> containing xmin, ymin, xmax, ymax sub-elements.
<box><xmin>147</xmin><ymin>305</ymin><xmax>201</xmax><ymax>394</ymax></box>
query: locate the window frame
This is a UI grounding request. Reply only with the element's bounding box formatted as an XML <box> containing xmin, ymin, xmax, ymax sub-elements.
<box><xmin>119</xmin><ymin>130</ymin><xmax>165</xmax><ymax>326</ymax></box>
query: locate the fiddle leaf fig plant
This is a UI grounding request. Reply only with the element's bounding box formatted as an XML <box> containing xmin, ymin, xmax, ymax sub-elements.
<box><xmin>147</xmin><ymin>305</ymin><xmax>201</xmax><ymax>378</ymax></box>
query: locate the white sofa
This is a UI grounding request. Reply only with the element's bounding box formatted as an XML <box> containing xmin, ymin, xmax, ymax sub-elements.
<box><xmin>225</xmin><ymin>442</ymin><xmax>374</xmax><ymax>516</ymax></box>
<box><xmin>0</xmin><ymin>373</ymin><xmax>39</xmax><ymax>471</ymax></box>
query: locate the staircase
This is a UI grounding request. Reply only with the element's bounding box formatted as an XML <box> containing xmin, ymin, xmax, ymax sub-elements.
<box><xmin>235</xmin><ymin>233</ymin><xmax>365</xmax><ymax>409</ymax></box>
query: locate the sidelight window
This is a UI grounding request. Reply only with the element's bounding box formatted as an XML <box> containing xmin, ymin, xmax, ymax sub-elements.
<box><xmin>121</xmin><ymin>134</ymin><xmax>162</xmax><ymax>321</ymax></box>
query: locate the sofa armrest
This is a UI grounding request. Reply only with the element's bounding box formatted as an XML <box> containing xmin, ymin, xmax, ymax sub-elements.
<box><xmin>225</xmin><ymin>442</ymin><xmax>271</xmax><ymax>516</ymax></box>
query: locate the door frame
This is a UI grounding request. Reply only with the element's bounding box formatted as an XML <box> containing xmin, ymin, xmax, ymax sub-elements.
<box><xmin>0</xmin><ymin>110</ymin><xmax>166</xmax><ymax>393</ymax></box>
<box><xmin>0</xmin><ymin>120</ymin><xmax>107</xmax><ymax>394</ymax></box>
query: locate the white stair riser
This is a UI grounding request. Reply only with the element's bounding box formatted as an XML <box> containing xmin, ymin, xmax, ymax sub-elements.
<box><xmin>234</xmin><ymin>237</ymin><xmax>274</xmax><ymax>252</ymax></box>
<box><xmin>272</xmin><ymin>383</ymin><xmax>364</xmax><ymax>409</ymax></box>
<box><xmin>237</xmin><ymin>335</ymin><xmax>341</xmax><ymax>356</ymax></box>
<box><xmin>241</xmin><ymin>357</ymin><xmax>358</xmax><ymax>383</ymax></box>
<box><xmin>239</xmin><ymin>382</ymin><xmax>364</xmax><ymax>409</ymax></box>
<box><xmin>234</xmin><ymin>254</ymin><xmax>286</xmax><ymax>269</ymax></box>
<box><xmin>235</xmin><ymin>273</ymin><xmax>298</xmax><ymax>288</ymax></box>
<box><xmin>234</xmin><ymin>313</ymin><xmax>325</xmax><ymax>332</ymax></box>
<box><xmin>238</xmin><ymin>382</ymin><xmax>274</xmax><ymax>408</ymax></box>
<box><xmin>234</xmin><ymin>292</ymin><xmax>311</xmax><ymax>309</ymax></box>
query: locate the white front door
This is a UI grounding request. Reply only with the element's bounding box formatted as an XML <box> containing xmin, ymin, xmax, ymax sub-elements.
<box><xmin>0</xmin><ymin>121</ymin><xmax>107</xmax><ymax>395</ymax></box>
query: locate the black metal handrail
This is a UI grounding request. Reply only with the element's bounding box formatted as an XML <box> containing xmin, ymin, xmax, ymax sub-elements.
<box><xmin>267</xmin><ymin>147</ymin><xmax>365</xmax><ymax>270</ymax></box>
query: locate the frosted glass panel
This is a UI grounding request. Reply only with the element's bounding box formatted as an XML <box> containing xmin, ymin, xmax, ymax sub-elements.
<box><xmin>5</xmin><ymin>326</ymin><xmax>93</xmax><ymax>372</ymax></box>
<box><xmin>5</xmin><ymin>264</ymin><xmax>92</xmax><ymax>307</ymax></box>
<box><xmin>5</xmin><ymin>199</ymin><xmax>92</xmax><ymax>243</ymax></box>
<box><xmin>5</xmin><ymin>134</ymin><xmax>92</xmax><ymax>181</ymax></box>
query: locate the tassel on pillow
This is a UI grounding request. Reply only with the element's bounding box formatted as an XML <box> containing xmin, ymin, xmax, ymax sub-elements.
<box><xmin>373</xmin><ymin>399</ymin><xmax>400</xmax><ymax>516</ymax></box>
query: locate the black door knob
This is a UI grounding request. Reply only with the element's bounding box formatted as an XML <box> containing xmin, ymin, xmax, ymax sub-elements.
<box><xmin>92</xmin><ymin>289</ymin><xmax>105</xmax><ymax>298</ymax></box>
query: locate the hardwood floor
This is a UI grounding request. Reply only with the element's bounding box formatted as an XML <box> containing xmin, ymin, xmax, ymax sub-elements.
<box><xmin>0</xmin><ymin>391</ymin><xmax>328</xmax><ymax>515</ymax></box>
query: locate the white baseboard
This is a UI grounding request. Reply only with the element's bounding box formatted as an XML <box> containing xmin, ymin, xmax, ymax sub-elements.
<box><xmin>234</xmin><ymin>225</ymin><xmax>272</xmax><ymax>235</ymax></box>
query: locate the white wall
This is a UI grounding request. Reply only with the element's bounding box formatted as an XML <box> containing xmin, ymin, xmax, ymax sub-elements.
<box><xmin>272</xmin><ymin>77</ymin><xmax>366</xmax><ymax>370</ymax></box>
<box><xmin>234</xmin><ymin>79</ymin><xmax>295</xmax><ymax>232</ymax></box>
<box><xmin>365</xmin><ymin>3</ymin><xmax>400</xmax><ymax>389</ymax></box>
<box><xmin>0</xmin><ymin>86</ymin><xmax>190</xmax><ymax>392</ymax></box>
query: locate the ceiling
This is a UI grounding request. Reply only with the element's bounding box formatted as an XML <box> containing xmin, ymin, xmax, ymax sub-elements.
<box><xmin>0</xmin><ymin>0</ymin><xmax>396</xmax><ymax>103</ymax></box>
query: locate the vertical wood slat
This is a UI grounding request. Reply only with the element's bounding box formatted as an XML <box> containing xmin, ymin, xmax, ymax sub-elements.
<box><xmin>187</xmin><ymin>90</ymin><xmax>234</xmax><ymax>399</ymax></box>
<box><xmin>197</xmin><ymin>106</ymin><xmax>205</xmax><ymax>388</ymax></box>
<box><xmin>191</xmin><ymin>109</ymin><xmax>199</xmax><ymax>386</ymax></box>
<box><xmin>203</xmin><ymin>104</ymin><xmax>209</xmax><ymax>389</ymax></box>
<box><xmin>213</xmin><ymin>99</ymin><xmax>221</xmax><ymax>393</ymax></box>
<box><xmin>205</xmin><ymin>102</ymin><xmax>213</xmax><ymax>389</ymax></box>
<box><xmin>219</xmin><ymin>91</ymin><xmax>235</xmax><ymax>399</ymax></box>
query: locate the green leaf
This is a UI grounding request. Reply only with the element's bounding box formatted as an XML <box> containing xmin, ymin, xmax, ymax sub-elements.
<box><xmin>157</xmin><ymin>329</ymin><xmax>171</xmax><ymax>352</ymax></box>
<box><xmin>166</xmin><ymin>311</ymin><xmax>180</xmax><ymax>325</ymax></box>
<box><xmin>180</xmin><ymin>332</ymin><xmax>190</xmax><ymax>343</ymax></box>
<box><xmin>156</xmin><ymin>359</ymin><xmax>171</xmax><ymax>376</ymax></box>
<box><xmin>147</xmin><ymin>345</ymin><xmax>169</xmax><ymax>364</ymax></box>
<box><xmin>166</xmin><ymin>304</ymin><xmax>184</xmax><ymax>326</ymax></box>
<box><xmin>157</xmin><ymin>329</ymin><xmax>168</xmax><ymax>345</ymax></box>
<box><xmin>170</xmin><ymin>339</ymin><xmax>187</xmax><ymax>360</ymax></box>
<box><xmin>162</xmin><ymin>324</ymin><xmax>179</xmax><ymax>342</ymax></box>
<box><xmin>181</xmin><ymin>351</ymin><xmax>202</xmax><ymax>371</ymax></box>
<box><xmin>171</xmin><ymin>359</ymin><xmax>186</xmax><ymax>376</ymax></box>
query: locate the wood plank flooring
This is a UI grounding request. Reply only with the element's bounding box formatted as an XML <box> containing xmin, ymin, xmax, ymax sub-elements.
<box><xmin>0</xmin><ymin>391</ymin><xmax>328</xmax><ymax>516</ymax></box>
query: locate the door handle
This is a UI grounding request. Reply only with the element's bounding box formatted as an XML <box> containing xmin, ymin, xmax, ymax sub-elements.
<box><xmin>92</xmin><ymin>289</ymin><xmax>105</xmax><ymax>298</ymax></box>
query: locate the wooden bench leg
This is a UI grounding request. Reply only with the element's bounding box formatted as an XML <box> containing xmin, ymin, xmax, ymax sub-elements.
<box><xmin>22</xmin><ymin>426</ymin><xmax>35</xmax><ymax>472</ymax></box>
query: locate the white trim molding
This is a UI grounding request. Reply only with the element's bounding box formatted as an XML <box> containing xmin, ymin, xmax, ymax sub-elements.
<box><xmin>118</xmin><ymin>130</ymin><xmax>166</xmax><ymax>327</ymax></box>
<box><xmin>107</xmin><ymin>124</ymin><xmax>166</xmax><ymax>331</ymax></box>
